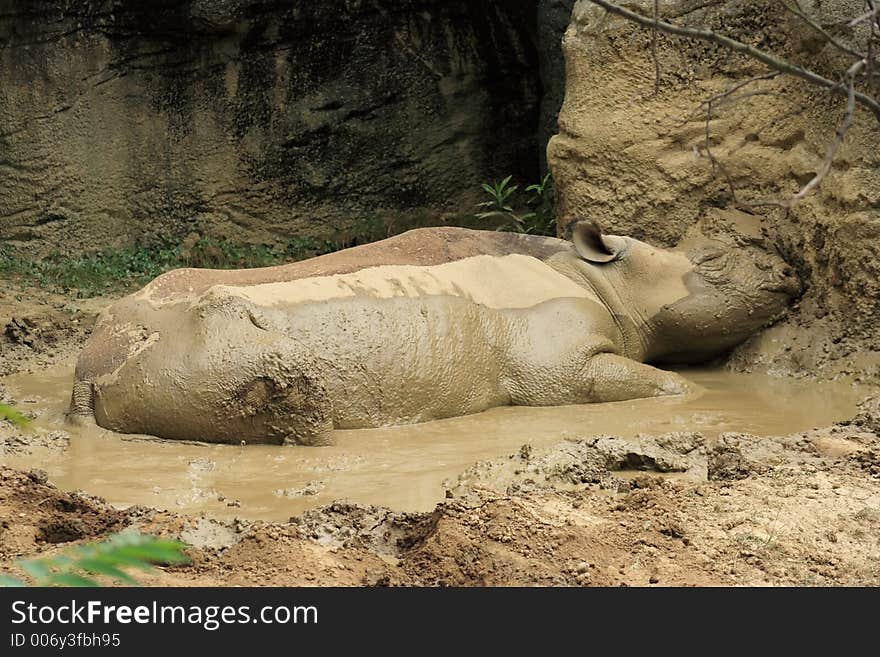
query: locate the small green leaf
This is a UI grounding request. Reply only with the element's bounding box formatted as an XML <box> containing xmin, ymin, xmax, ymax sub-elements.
<box><xmin>77</xmin><ymin>559</ymin><xmax>139</xmax><ymax>585</ymax></box>
<box><xmin>0</xmin><ymin>575</ymin><xmax>24</xmax><ymax>587</ymax></box>
<box><xmin>44</xmin><ymin>573</ymin><xmax>99</xmax><ymax>587</ymax></box>
<box><xmin>0</xmin><ymin>404</ymin><xmax>30</xmax><ymax>429</ymax></box>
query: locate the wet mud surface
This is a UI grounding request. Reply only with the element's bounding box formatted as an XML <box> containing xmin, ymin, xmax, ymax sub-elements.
<box><xmin>0</xmin><ymin>363</ymin><xmax>866</xmax><ymax>520</ymax></box>
<box><xmin>2</xmin><ymin>285</ymin><xmax>880</xmax><ymax>586</ymax></box>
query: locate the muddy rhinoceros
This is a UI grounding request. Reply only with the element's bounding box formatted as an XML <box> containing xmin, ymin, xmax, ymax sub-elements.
<box><xmin>69</xmin><ymin>219</ymin><xmax>799</xmax><ymax>445</ymax></box>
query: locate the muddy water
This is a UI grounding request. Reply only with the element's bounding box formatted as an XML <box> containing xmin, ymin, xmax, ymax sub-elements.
<box><xmin>1</xmin><ymin>365</ymin><xmax>868</xmax><ymax>521</ymax></box>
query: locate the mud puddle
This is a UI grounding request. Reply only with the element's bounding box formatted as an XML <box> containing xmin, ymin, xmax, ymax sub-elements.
<box><xmin>1</xmin><ymin>364</ymin><xmax>868</xmax><ymax>521</ymax></box>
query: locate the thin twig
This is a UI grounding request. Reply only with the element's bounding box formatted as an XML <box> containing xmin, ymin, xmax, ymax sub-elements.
<box><xmin>582</xmin><ymin>0</ymin><xmax>880</xmax><ymax>121</ymax></box>
<box><xmin>784</xmin><ymin>0</ymin><xmax>866</xmax><ymax>60</ymax></box>
<box><xmin>652</xmin><ymin>0</ymin><xmax>661</xmax><ymax>95</ymax></box>
<box><xmin>679</xmin><ymin>72</ymin><xmax>779</xmax><ymax>124</ymax></box>
<box><xmin>748</xmin><ymin>67</ymin><xmax>858</xmax><ymax>208</ymax></box>
<box><xmin>868</xmin><ymin>0</ymin><xmax>878</xmax><ymax>85</ymax></box>
<box><xmin>849</xmin><ymin>5</ymin><xmax>880</xmax><ymax>28</ymax></box>
<box><xmin>700</xmin><ymin>98</ymin><xmax>740</xmax><ymax>203</ymax></box>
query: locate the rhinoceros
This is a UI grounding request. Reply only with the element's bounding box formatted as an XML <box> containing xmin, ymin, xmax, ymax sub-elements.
<box><xmin>69</xmin><ymin>219</ymin><xmax>799</xmax><ymax>445</ymax></box>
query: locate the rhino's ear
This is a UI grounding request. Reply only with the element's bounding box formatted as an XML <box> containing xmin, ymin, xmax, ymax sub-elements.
<box><xmin>570</xmin><ymin>219</ymin><xmax>621</xmax><ymax>264</ymax></box>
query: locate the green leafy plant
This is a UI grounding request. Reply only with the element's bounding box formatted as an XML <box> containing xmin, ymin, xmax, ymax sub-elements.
<box><xmin>0</xmin><ymin>533</ymin><xmax>190</xmax><ymax>587</ymax></box>
<box><xmin>0</xmin><ymin>403</ymin><xmax>29</xmax><ymax>429</ymax></box>
<box><xmin>0</xmin><ymin>235</ymin><xmax>341</xmax><ymax>298</ymax></box>
<box><xmin>475</xmin><ymin>173</ymin><xmax>556</xmax><ymax>236</ymax></box>
<box><xmin>476</xmin><ymin>175</ymin><xmax>519</xmax><ymax>220</ymax></box>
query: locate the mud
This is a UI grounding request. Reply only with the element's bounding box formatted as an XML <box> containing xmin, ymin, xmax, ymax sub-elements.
<box><xmin>0</xmin><ymin>360</ymin><xmax>866</xmax><ymax>521</ymax></box>
<box><xmin>3</xmin><ymin>408</ymin><xmax>880</xmax><ymax>586</ymax></box>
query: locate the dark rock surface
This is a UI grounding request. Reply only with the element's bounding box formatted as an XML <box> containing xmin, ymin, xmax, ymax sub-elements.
<box><xmin>0</xmin><ymin>0</ymin><xmax>571</xmax><ymax>253</ymax></box>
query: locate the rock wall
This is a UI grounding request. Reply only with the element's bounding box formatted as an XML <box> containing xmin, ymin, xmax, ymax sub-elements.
<box><xmin>0</xmin><ymin>0</ymin><xmax>561</xmax><ymax>253</ymax></box>
<box><xmin>548</xmin><ymin>0</ymin><xmax>880</xmax><ymax>382</ymax></box>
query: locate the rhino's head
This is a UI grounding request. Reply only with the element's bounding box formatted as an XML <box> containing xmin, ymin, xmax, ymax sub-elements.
<box><xmin>565</xmin><ymin>218</ymin><xmax>801</xmax><ymax>364</ymax></box>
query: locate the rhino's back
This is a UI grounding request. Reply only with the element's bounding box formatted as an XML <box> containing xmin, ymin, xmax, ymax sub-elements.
<box><xmin>141</xmin><ymin>227</ymin><xmax>571</xmax><ymax>303</ymax></box>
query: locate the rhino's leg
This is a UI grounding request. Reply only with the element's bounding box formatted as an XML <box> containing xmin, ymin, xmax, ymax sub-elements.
<box><xmin>503</xmin><ymin>297</ymin><xmax>694</xmax><ymax>405</ymax></box>
<box><xmin>67</xmin><ymin>380</ymin><xmax>97</xmax><ymax>426</ymax></box>
<box><xmin>578</xmin><ymin>353</ymin><xmax>694</xmax><ymax>402</ymax></box>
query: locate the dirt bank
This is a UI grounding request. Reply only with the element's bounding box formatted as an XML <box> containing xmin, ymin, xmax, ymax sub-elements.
<box><xmin>2</xmin><ymin>408</ymin><xmax>879</xmax><ymax>586</ymax></box>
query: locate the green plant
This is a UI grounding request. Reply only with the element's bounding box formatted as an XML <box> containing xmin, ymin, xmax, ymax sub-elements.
<box><xmin>0</xmin><ymin>235</ymin><xmax>343</xmax><ymax>298</ymax></box>
<box><xmin>0</xmin><ymin>403</ymin><xmax>30</xmax><ymax>429</ymax></box>
<box><xmin>475</xmin><ymin>173</ymin><xmax>556</xmax><ymax>236</ymax></box>
<box><xmin>0</xmin><ymin>533</ymin><xmax>190</xmax><ymax>587</ymax></box>
<box><xmin>476</xmin><ymin>175</ymin><xmax>519</xmax><ymax>220</ymax></box>
<box><xmin>523</xmin><ymin>172</ymin><xmax>556</xmax><ymax>235</ymax></box>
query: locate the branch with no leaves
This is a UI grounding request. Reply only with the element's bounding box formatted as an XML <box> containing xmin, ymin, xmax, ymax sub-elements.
<box><xmin>784</xmin><ymin>1</ymin><xmax>866</xmax><ymax>60</ymax></box>
<box><xmin>688</xmin><ymin>72</ymin><xmax>780</xmax><ymax>205</ymax></box>
<box><xmin>652</xmin><ymin>0</ymin><xmax>661</xmax><ymax>94</ymax></box>
<box><xmin>749</xmin><ymin>62</ymin><xmax>860</xmax><ymax>208</ymax></box>
<box><xmin>581</xmin><ymin>0</ymin><xmax>880</xmax><ymax>121</ymax></box>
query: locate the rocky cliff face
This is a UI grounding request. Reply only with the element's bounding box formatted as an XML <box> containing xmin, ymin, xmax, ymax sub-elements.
<box><xmin>548</xmin><ymin>0</ymin><xmax>880</xmax><ymax>382</ymax></box>
<box><xmin>0</xmin><ymin>0</ymin><xmax>568</xmax><ymax>253</ymax></box>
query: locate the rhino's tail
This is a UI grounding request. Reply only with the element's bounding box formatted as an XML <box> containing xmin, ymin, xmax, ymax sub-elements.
<box><xmin>67</xmin><ymin>380</ymin><xmax>97</xmax><ymax>425</ymax></box>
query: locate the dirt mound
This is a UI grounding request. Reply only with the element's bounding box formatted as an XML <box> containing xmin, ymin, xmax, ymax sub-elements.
<box><xmin>4</xmin><ymin>410</ymin><xmax>880</xmax><ymax>586</ymax></box>
<box><xmin>0</xmin><ymin>282</ymin><xmax>107</xmax><ymax>376</ymax></box>
<box><xmin>448</xmin><ymin>433</ymin><xmax>702</xmax><ymax>496</ymax></box>
<box><xmin>0</xmin><ymin>467</ymin><xmax>127</xmax><ymax>560</ymax></box>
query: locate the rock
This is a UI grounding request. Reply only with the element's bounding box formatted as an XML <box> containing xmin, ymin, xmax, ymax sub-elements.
<box><xmin>0</xmin><ymin>0</ymin><xmax>546</xmax><ymax>254</ymax></box>
<box><xmin>274</xmin><ymin>481</ymin><xmax>325</xmax><ymax>498</ymax></box>
<box><xmin>845</xmin><ymin>396</ymin><xmax>880</xmax><ymax>435</ymax></box>
<box><xmin>27</xmin><ymin>469</ymin><xmax>49</xmax><ymax>485</ymax></box>
<box><xmin>180</xmin><ymin>517</ymin><xmax>243</xmax><ymax>551</ymax></box>
<box><xmin>537</xmin><ymin>0</ymin><xmax>576</xmax><ymax>172</ymax></box>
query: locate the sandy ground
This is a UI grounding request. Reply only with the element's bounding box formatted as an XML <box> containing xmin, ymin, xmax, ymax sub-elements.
<box><xmin>2</xmin><ymin>284</ymin><xmax>880</xmax><ymax>586</ymax></box>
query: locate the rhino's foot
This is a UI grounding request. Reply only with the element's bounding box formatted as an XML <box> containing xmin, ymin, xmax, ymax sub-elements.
<box><xmin>66</xmin><ymin>380</ymin><xmax>98</xmax><ymax>426</ymax></box>
<box><xmin>584</xmin><ymin>353</ymin><xmax>698</xmax><ymax>402</ymax></box>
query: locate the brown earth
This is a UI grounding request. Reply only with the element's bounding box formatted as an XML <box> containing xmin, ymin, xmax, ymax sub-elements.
<box><xmin>2</xmin><ymin>284</ymin><xmax>879</xmax><ymax>586</ymax></box>
<box><xmin>2</xmin><ymin>417</ymin><xmax>879</xmax><ymax>587</ymax></box>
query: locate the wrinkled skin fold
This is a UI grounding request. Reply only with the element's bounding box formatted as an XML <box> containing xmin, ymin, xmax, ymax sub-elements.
<box><xmin>70</xmin><ymin>219</ymin><xmax>800</xmax><ymax>445</ymax></box>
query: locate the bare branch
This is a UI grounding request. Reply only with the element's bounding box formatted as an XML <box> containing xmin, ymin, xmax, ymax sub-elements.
<box><xmin>747</xmin><ymin>67</ymin><xmax>858</xmax><ymax>208</ymax></box>
<box><xmin>652</xmin><ymin>0</ymin><xmax>661</xmax><ymax>94</ymax></box>
<box><xmin>581</xmin><ymin>0</ymin><xmax>880</xmax><ymax>121</ymax></box>
<box><xmin>849</xmin><ymin>5</ymin><xmax>880</xmax><ymax>28</ymax></box>
<box><xmin>784</xmin><ymin>1</ymin><xmax>866</xmax><ymax>60</ymax></box>
<box><xmin>699</xmin><ymin>97</ymin><xmax>740</xmax><ymax>203</ymax></box>
<box><xmin>679</xmin><ymin>71</ymin><xmax>779</xmax><ymax>124</ymax></box>
<box><xmin>699</xmin><ymin>72</ymin><xmax>780</xmax><ymax>109</ymax></box>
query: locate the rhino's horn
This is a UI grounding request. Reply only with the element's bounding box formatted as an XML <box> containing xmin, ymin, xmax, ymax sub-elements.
<box><xmin>570</xmin><ymin>218</ymin><xmax>620</xmax><ymax>264</ymax></box>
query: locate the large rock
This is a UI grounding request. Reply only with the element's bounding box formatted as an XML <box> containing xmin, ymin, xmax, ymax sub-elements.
<box><xmin>548</xmin><ymin>0</ymin><xmax>880</xmax><ymax>381</ymax></box>
<box><xmin>0</xmin><ymin>0</ymin><xmax>546</xmax><ymax>253</ymax></box>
